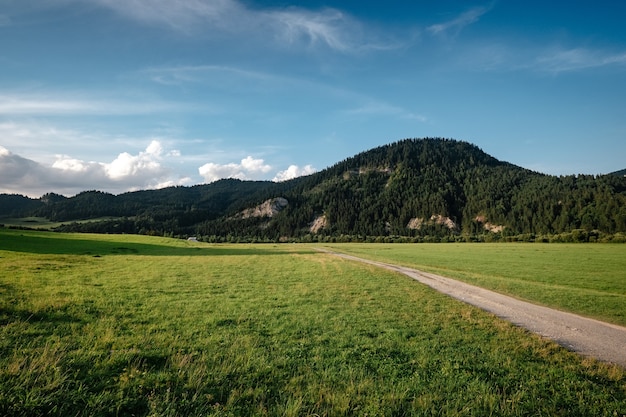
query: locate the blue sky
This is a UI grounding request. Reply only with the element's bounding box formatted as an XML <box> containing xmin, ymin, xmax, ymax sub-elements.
<box><xmin>1</xmin><ymin>0</ymin><xmax>625</xmax><ymax>197</ymax></box>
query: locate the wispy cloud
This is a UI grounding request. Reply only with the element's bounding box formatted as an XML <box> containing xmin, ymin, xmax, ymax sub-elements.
<box><xmin>141</xmin><ymin>63</ymin><xmax>355</xmax><ymax>103</ymax></box>
<box><xmin>92</xmin><ymin>0</ymin><xmax>243</xmax><ymax>34</ymax></box>
<box><xmin>89</xmin><ymin>0</ymin><xmax>399</xmax><ymax>52</ymax></box>
<box><xmin>142</xmin><ymin>65</ymin><xmax>278</xmax><ymax>87</ymax></box>
<box><xmin>457</xmin><ymin>41</ymin><xmax>626</xmax><ymax>74</ymax></box>
<box><xmin>344</xmin><ymin>101</ymin><xmax>427</xmax><ymax>122</ymax></box>
<box><xmin>0</xmin><ymin>121</ymin><xmax>111</xmax><ymax>161</ymax></box>
<box><xmin>533</xmin><ymin>47</ymin><xmax>626</xmax><ymax>73</ymax></box>
<box><xmin>427</xmin><ymin>6</ymin><xmax>490</xmax><ymax>37</ymax></box>
<box><xmin>0</xmin><ymin>93</ymin><xmax>189</xmax><ymax>116</ymax></box>
<box><xmin>265</xmin><ymin>7</ymin><xmax>356</xmax><ymax>52</ymax></box>
<box><xmin>2</xmin><ymin>0</ymin><xmax>406</xmax><ymax>57</ymax></box>
<box><xmin>143</xmin><ymin>64</ymin><xmax>428</xmax><ymax>125</ymax></box>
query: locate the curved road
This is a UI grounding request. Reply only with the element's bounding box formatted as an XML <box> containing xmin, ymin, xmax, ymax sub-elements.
<box><xmin>318</xmin><ymin>249</ymin><xmax>626</xmax><ymax>368</ymax></box>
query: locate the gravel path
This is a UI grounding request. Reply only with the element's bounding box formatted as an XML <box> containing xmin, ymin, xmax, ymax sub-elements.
<box><xmin>318</xmin><ymin>249</ymin><xmax>626</xmax><ymax>368</ymax></box>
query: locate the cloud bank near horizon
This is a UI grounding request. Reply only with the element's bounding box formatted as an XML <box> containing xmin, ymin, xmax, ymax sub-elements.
<box><xmin>0</xmin><ymin>142</ymin><xmax>316</xmax><ymax>198</ymax></box>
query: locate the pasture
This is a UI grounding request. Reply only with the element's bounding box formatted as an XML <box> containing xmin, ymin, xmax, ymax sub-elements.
<box><xmin>319</xmin><ymin>243</ymin><xmax>626</xmax><ymax>327</ymax></box>
<box><xmin>0</xmin><ymin>229</ymin><xmax>624</xmax><ymax>416</ymax></box>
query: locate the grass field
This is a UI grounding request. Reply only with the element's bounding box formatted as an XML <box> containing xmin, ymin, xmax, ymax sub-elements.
<box><xmin>0</xmin><ymin>229</ymin><xmax>625</xmax><ymax>416</ymax></box>
<box><xmin>319</xmin><ymin>243</ymin><xmax>626</xmax><ymax>327</ymax></box>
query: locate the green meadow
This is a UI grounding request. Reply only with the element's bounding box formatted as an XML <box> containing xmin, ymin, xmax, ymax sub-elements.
<box><xmin>319</xmin><ymin>243</ymin><xmax>626</xmax><ymax>327</ymax></box>
<box><xmin>0</xmin><ymin>229</ymin><xmax>625</xmax><ymax>416</ymax></box>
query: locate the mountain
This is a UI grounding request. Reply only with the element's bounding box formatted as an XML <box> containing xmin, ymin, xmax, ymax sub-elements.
<box><xmin>2</xmin><ymin>138</ymin><xmax>626</xmax><ymax>241</ymax></box>
<box><xmin>610</xmin><ymin>168</ymin><xmax>626</xmax><ymax>177</ymax></box>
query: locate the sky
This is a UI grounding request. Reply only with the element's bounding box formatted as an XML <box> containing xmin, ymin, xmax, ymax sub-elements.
<box><xmin>1</xmin><ymin>0</ymin><xmax>625</xmax><ymax>197</ymax></box>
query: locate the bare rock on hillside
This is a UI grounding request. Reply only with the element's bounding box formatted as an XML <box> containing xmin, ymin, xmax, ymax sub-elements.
<box><xmin>239</xmin><ymin>197</ymin><xmax>288</xmax><ymax>219</ymax></box>
<box><xmin>407</xmin><ymin>215</ymin><xmax>458</xmax><ymax>231</ymax></box>
<box><xmin>407</xmin><ymin>217</ymin><xmax>425</xmax><ymax>230</ymax></box>
<box><xmin>310</xmin><ymin>215</ymin><xmax>328</xmax><ymax>233</ymax></box>
<box><xmin>430</xmin><ymin>214</ymin><xmax>458</xmax><ymax>231</ymax></box>
<box><xmin>475</xmin><ymin>216</ymin><xmax>505</xmax><ymax>233</ymax></box>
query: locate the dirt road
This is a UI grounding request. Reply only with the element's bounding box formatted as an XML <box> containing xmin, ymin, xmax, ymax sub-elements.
<box><xmin>318</xmin><ymin>249</ymin><xmax>626</xmax><ymax>368</ymax></box>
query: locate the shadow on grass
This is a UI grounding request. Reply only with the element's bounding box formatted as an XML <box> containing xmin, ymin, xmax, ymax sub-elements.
<box><xmin>0</xmin><ymin>305</ymin><xmax>86</xmax><ymax>328</ymax></box>
<box><xmin>0</xmin><ymin>230</ymin><xmax>314</xmax><ymax>257</ymax></box>
<box><xmin>0</xmin><ymin>282</ymin><xmax>96</xmax><ymax>330</ymax></box>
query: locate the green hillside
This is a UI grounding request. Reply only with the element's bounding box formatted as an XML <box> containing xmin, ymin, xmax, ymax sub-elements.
<box><xmin>2</xmin><ymin>138</ymin><xmax>626</xmax><ymax>241</ymax></box>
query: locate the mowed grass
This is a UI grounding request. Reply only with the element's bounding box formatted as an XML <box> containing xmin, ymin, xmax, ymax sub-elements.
<box><xmin>319</xmin><ymin>243</ymin><xmax>626</xmax><ymax>327</ymax></box>
<box><xmin>0</xmin><ymin>230</ymin><xmax>624</xmax><ymax>416</ymax></box>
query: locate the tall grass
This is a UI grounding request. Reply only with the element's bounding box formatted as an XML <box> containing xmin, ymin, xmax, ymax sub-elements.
<box><xmin>0</xmin><ymin>230</ymin><xmax>624</xmax><ymax>416</ymax></box>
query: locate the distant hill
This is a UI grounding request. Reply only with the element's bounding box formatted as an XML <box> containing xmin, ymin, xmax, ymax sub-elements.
<box><xmin>0</xmin><ymin>193</ymin><xmax>44</xmax><ymax>217</ymax></box>
<box><xmin>610</xmin><ymin>168</ymin><xmax>626</xmax><ymax>177</ymax></box>
<box><xmin>2</xmin><ymin>138</ymin><xmax>626</xmax><ymax>241</ymax></box>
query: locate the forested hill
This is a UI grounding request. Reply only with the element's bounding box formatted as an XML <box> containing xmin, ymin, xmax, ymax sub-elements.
<box><xmin>611</xmin><ymin>168</ymin><xmax>626</xmax><ymax>177</ymax></box>
<box><xmin>2</xmin><ymin>138</ymin><xmax>626</xmax><ymax>241</ymax></box>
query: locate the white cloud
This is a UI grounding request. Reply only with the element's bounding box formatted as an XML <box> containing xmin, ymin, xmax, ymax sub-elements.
<box><xmin>273</xmin><ymin>164</ymin><xmax>316</xmax><ymax>182</ymax></box>
<box><xmin>240</xmin><ymin>156</ymin><xmax>272</xmax><ymax>174</ymax></box>
<box><xmin>0</xmin><ymin>146</ymin><xmax>44</xmax><ymax>190</ymax></box>
<box><xmin>145</xmin><ymin>140</ymin><xmax>163</xmax><ymax>156</ymax></box>
<box><xmin>0</xmin><ymin>141</ymin><xmax>187</xmax><ymax>197</ymax></box>
<box><xmin>198</xmin><ymin>156</ymin><xmax>316</xmax><ymax>183</ymax></box>
<box><xmin>198</xmin><ymin>162</ymin><xmax>245</xmax><ymax>182</ymax></box>
<box><xmin>154</xmin><ymin>178</ymin><xmax>192</xmax><ymax>190</ymax></box>
<box><xmin>105</xmin><ymin>153</ymin><xmax>160</xmax><ymax>180</ymax></box>
<box><xmin>198</xmin><ymin>156</ymin><xmax>272</xmax><ymax>183</ymax></box>
<box><xmin>52</xmin><ymin>156</ymin><xmax>92</xmax><ymax>172</ymax></box>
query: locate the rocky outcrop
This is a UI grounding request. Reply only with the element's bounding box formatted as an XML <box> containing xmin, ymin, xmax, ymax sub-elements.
<box><xmin>309</xmin><ymin>215</ymin><xmax>328</xmax><ymax>233</ymax></box>
<box><xmin>475</xmin><ymin>216</ymin><xmax>505</xmax><ymax>233</ymax></box>
<box><xmin>239</xmin><ymin>197</ymin><xmax>288</xmax><ymax>219</ymax></box>
<box><xmin>430</xmin><ymin>215</ymin><xmax>458</xmax><ymax>230</ymax></box>
<box><xmin>407</xmin><ymin>215</ymin><xmax>458</xmax><ymax>231</ymax></box>
<box><xmin>406</xmin><ymin>217</ymin><xmax>424</xmax><ymax>230</ymax></box>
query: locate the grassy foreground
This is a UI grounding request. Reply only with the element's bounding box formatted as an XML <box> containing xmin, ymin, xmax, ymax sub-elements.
<box><xmin>319</xmin><ymin>243</ymin><xmax>626</xmax><ymax>327</ymax></box>
<box><xmin>0</xmin><ymin>229</ymin><xmax>625</xmax><ymax>416</ymax></box>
